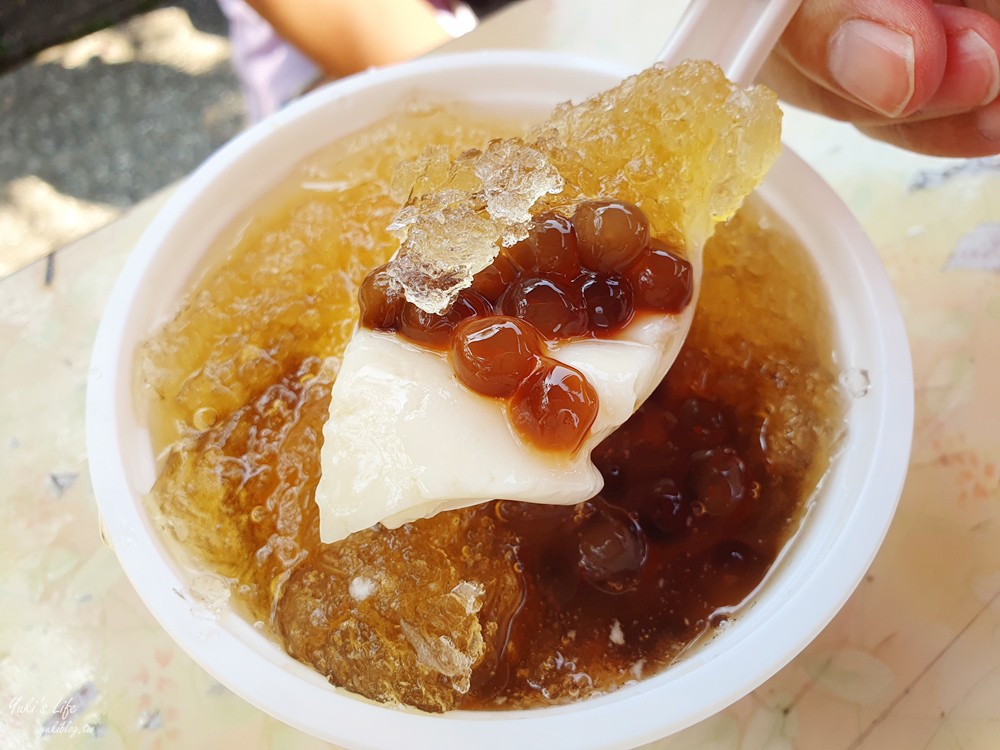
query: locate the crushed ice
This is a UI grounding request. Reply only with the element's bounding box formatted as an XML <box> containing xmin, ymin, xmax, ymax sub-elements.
<box><xmin>609</xmin><ymin>619</ymin><xmax>625</xmax><ymax>646</ymax></box>
<box><xmin>400</xmin><ymin>620</ymin><xmax>477</xmax><ymax>691</ymax></box>
<box><xmin>382</xmin><ymin>62</ymin><xmax>780</xmax><ymax>317</ymax></box>
<box><xmin>187</xmin><ymin>573</ymin><xmax>232</xmax><ymax>619</ymax></box>
<box><xmin>840</xmin><ymin>368</ymin><xmax>871</xmax><ymax>398</ymax></box>
<box><xmin>386</xmin><ymin>140</ymin><xmax>562</xmax><ymax>314</ymax></box>
<box><xmin>349</xmin><ymin>575</ymin><xmax>377</xmax><ymax>602</ymax></box>
<box><xmin>450</xmin><ymin>580</ymin><xmax>485</xmax><ymax>614</ymax></box>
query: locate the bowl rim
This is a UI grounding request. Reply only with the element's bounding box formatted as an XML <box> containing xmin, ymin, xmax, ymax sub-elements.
<box><xmin>86</xmin><ymin>49</ymin><xmax>914</xmax><ymax>750</ymax></box>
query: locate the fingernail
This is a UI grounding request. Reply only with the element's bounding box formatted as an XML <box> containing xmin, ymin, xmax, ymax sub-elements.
<box><xmin>829</xmin><ymin>20</ymin><xmax>916</xmax><ymax>118</ymax></box>
<box><xmin>979</xmin><ymin>100</ymin><xmax>1000</xmax><ymax>141</ymax></box>
<box><xmin>955</xmin><ymin>30</ymin><xmax>1000</xmax><ymax>106</ymax></box>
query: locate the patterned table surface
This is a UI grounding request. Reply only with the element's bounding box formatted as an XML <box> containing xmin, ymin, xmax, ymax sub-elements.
<box><xmin>3</xmin><ymin>1</ymin><xmax>999</xmax><ymax>748</ymax></box>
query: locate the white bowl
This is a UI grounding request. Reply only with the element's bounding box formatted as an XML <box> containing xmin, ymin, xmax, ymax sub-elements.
<box><xmin>87</xmin><ymin>51</ymin><xmax>913</xmax><ymax>750</ymax></box>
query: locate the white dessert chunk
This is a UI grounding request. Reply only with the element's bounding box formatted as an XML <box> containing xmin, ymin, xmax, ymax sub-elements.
<box><xmin>316</xmin><ymin>306</ymin><xmax>693</xmax><ymax>543</ymax></box>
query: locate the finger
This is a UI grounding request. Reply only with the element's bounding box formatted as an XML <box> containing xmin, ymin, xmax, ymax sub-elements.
<box><xmin>858</xmin><ymin>99</ymin><xmax>1000</xmax><ymax>156</ymax></box>
<box><xmin>921</xmin><ymin>4</ymin><xmax>1000</xmax><ymax>113</ymax></box>
<box><xmin>760</xmin><ymin>50</ymin><xmax>1000</xmax><ymax>155</ymax></box>
<box><xmin>965</xmin><ymin>0</ymin><xmax>1000</xmax><ymax>19</ymax></box>
<box><xmin>763</xmin><ymin>2</ymin><xmax>1000</xmax><ymax>121</ymax></box>
<box><xmin>761</xmin><ymin>50</ymin><xmax>994</xmax><ymax>125</ymax></box>
<box><xmin>776</xmin><ymin>0</ymin><xmax>947</xmax><ymax>118</ymax></box>
<box><xmin>937</xmin><ymin>0</ymin><xmax>1000</xmax><ymax>21</ymax></box>
<box><xmin>759</xmin><ymin>52</ymin><xmax>902</xmax><ymax>125</ymax></box>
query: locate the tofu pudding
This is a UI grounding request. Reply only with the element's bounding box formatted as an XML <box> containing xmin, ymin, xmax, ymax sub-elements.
<box><xmin>139</xmin><ymin>63</ymin><xmax>846</xmax><ymax>713</ymax></box>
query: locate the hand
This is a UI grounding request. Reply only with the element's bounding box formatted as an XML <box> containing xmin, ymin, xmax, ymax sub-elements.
<box><xmin>762</xmin><ymin>0</ymin><xmax>1000</xmax><ymax>156</ymax></box>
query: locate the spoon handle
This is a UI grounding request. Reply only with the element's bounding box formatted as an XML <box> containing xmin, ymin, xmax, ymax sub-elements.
<box><xmin>655</xmin><ymin>0</ymin><xmax>804</xmax><ymax>86</ymax></box>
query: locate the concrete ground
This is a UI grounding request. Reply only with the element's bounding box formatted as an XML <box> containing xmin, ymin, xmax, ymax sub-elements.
<box><xmin>0</xmin><ymin>0</ymin><xmax>244</xmax><ymax>278</ymax></box>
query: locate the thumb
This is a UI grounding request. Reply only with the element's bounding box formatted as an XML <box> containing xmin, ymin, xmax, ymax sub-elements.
<box><xmin>776</xmin><ymin>0</ymin><xmax>947</xmax><ymax>118</ymax></box>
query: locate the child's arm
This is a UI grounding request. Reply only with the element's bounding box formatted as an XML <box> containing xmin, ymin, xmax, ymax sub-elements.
<box><xmin>246</xmin><ymin>0</ymin><xmax>453</xmax><ymax>78</ymax></box>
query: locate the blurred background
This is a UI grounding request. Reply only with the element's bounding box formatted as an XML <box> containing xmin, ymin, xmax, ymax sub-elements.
<box><xmin>0</xmin><ymin>0</ymin><xmax>244</xmax><ymax>279</ymax></box>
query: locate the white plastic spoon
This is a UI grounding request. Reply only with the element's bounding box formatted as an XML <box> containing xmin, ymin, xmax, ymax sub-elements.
<box><xmin>658</xmin><ymin>0</ymin><xmax>803</xmax><ymax>85</ymax></box>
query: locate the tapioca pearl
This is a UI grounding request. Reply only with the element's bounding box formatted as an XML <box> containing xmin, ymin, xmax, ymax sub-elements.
<box><xmin>689</xmin><ymin>448</ymin><xmax>747</xmax><ymax>516</ymax></box>
<box><xmin>577</xmin><ymin>500</ymin><xmax>648</xmax><ymax>594</ymax></box>
<box><xmin>614</xmin><ymin>412</ymin><xmax>684</xmax><ymax>484</ymax></box>
<box><xmin>580</xmin><ymin>272</ymin><xmax>635</xmax><ymax>332</ymax></box>
<box><xmin>634</xmin><ymin>404</ymin><xmax>677</xmax><ymax>447</ymax></box>
<box><xmin>358</xmin><ymin>263</ymin><xmax>405</xmax><ymax>330</ymax></box>
<box><xmin>450</xmin><ymin>316</ymin><xmax>543</xmax><ymax>398</ymax></box>
<box><xmin>676</xmin><ymin>397</ymin><xmax>734</xmax><ymax>450</ymax></box>
<box><xmin>507</xmin><ymin>359</ymin><xmax>599</xmax><ymax>453</ymax></box>
<box><xmin>499</xmin><ymin>275</ymin><xmax>588</xmax><ymax>339</ymax></box>
<box><xmin>642</xmin><ymin>477</ymin><xmax>690</xmax><ymax>538</ymax></box>
<box><xmin>398</xmin><ymin>290</ymin><xmax>492</xmax><ymax>348</ymax></box>
<box><xmin>573</xmin><ymin>200</ymin><xmax>650</xmax><ymax>273</ymax></box>
<box><xmin>507</xmin><ymin>212</ymin><xmax>579</xmax><ymax>275</ymax></box>
<box><xmin>629</xmin><ymin>238</ymin><xmax>693</xmax><ymax>313</ymax></box>
<box><xmin>470</xmin><ymin>253</ymin><xmax>518</xmax><ymax>303</ymax></box>
<box><xmin>661</xmin><ymin>349</ymin><xmax>712</xmax><ymax>402</ymax></box>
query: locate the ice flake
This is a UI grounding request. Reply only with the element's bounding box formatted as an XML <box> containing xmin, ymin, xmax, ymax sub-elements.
<box><xmin>348</xmin><ymin>575</ymin><xmax>376</xmax><ymax>601</ymax></box>
<box><xmin>609</xmin><ymin>619</ymin><xmax>625</xmax><ymax>646</ymax></box>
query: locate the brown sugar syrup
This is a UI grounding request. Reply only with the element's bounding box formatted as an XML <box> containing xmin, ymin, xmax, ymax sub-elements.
<box><xmin>139</xmin><ymin>104</ymin><xmax>845</xmax><ymax>712</ymax></box>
